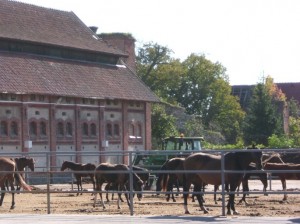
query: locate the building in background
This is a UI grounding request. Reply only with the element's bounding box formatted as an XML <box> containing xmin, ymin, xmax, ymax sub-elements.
<box><xmin>0</xmin><ymin>0</ymin><xmax>159</xmax><ymax>170</ymax></box>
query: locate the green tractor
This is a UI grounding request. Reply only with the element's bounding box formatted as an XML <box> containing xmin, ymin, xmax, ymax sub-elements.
<box><xmin>132</xmin><ymin>136</ymin><xmax>204</xmax><ymax>189</ymax></box>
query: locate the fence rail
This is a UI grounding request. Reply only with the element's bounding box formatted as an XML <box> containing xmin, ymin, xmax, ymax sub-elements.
<box><xmin>0</xmin><ymin>148</ymin><xmax>299</xmax><ymax>216</ymax></box>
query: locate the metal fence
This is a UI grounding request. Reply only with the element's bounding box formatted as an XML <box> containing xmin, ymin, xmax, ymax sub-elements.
<box><xmin>0</xmin><ymin>148</ymin><xmax>299</xmax><ymax>216</ymax></box>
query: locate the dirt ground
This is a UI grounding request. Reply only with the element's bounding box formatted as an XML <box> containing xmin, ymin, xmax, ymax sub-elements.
<box><xmin>0</xmin><ymin>180</ymin><xmax>300</xmax><ymax>217</ymax></box>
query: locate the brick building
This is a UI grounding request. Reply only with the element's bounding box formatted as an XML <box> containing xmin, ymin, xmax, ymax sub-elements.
<box><xmin>0</xmin><ymin>0</ymin><xmax>159</xmax><ymax>170</ymax></box>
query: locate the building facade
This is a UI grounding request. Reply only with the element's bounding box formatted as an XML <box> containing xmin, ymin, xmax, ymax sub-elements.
<box><xmin>0</xmin><ymin>0</ymin><xmax>159</xmax><ymax>170</ymax></box>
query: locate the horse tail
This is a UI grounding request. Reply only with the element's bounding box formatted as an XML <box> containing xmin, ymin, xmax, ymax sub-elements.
<box><xmin>160</xmin><ymin>162</ymin><xmax>170</xmax><ymax>192</ymax></box>
<box><xmin>14</xmin><ymin>172</ymin><xmax>31</xmax><ymax>191</ymax></box>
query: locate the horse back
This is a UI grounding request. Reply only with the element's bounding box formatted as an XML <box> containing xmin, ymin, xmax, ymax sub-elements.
<box><xmin>265</xmin><ymin>162</ymin><xmax>300</xmax><ymax>179</ymax></box>
<box><xmin>184</xmin><ymin>153</ymin><xmax>221</xmax><ymax>170</ymax></box>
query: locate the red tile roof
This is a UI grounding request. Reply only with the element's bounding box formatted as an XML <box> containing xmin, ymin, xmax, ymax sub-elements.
<box><xmin>0</xmin><ymin>0</ymin><xmax>159</xmax><ymax>102</ymax></box>
<box><xmin>277</xmin><ymin>83</ymin><xmax>300</xmax><ymax>104</ymax></box>
<box><xmin>0</xmin><ymin>0</ymin><xmax>125</xmax><ymax>56</ymax></box>
<box><xmin>0</xmin><ymin>52</ymin><xmax>159</xmax><ymax>102</ymax></box>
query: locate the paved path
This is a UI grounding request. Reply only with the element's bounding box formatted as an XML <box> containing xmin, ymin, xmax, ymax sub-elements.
<box><xmin>0</xmin><ymin>214</ymin><xmax>300</xmax><ymax>224</ymax></box>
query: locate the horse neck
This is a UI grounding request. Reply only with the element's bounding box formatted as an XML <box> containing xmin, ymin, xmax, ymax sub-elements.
<box><xmin>235</xmin><ymin>151</ymin><xmax>260</xmax><ymax>169</ymax></box>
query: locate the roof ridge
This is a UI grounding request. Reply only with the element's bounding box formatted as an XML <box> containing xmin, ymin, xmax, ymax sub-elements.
<box><xmin>9</xmin><ymin>0</ymin><xmax>71</xmax><ymax>13</ymax></box>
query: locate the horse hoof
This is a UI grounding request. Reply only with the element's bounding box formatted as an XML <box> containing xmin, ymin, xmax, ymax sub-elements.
<box><xmin>204</xmin><ymin>210</ymin><xmax>209</xmax><ymax>214</ymax></box>
<box><xmin>233</xmin><ymin>211</ymin><xmax>240</xmax><ymax>215</ymax></box>
<box><xmin>185</xmin><ymin>211</ymin><xmax>190</xmax><ymax>214</ymax></box>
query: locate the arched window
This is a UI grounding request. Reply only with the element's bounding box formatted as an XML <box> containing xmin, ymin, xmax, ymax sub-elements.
<box><xmin>128</xmin><ymin>123</ymin><xmax>134</xmax><ymax>137</ymax></box>
<box><xmin>82</xmin><ymin>122</ymin><xmax>88</xmax><ymax>136</ymax></box>
<box><xmin>57</xmin><ymin>122</ymin><xmax>64</xmax><ymax>137</ymax></box>
<box><xmin>40</xmin><ymin>121</ymin><xmax>47</xmax><ymax>137</ymax></box>
<box><xmin>136</xmin><ymin>123</ymin><xmax>142</xmax><ymax>137</ymax></box>
<box><xmin>29</xmin><ymin>121</ymin><xmax>37</xmax><ymax>137</ymax></box>
<box><xmin>114</xmin><ymin>123</ymin><xmax>120</xmax><ymax>137</ymax></box>
<box><xmin>90</xmin><ymin>123</ymin><xmax>97</xmax><ymax>137</ymax></box>
<box><xmin>66</xmin><ymin>122</ymin><xmax>73</xmax><ymax>137</ymax></box>
<box><xmin>106</xmin><ymin>123</ymin><xmax>112</xmax><ymax>137</ymax></box>
<box><xmin>0</xmin><ymin>121</ymin><xmax>8</xmax><ymax>136</ymax></box>
<box><xmin>10</xmin><ymin>121</ymin><xmax>18</xmax><ymax>137</ymax></box>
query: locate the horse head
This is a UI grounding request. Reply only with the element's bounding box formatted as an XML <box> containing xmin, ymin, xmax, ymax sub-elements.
<box><xmin>60</xmin><ymin>161</ymin><xmax>67</xmax><ymax>171</ymax></box>
<box><xmin>133</xmin><ymin>173</ymin><xmax>144</xmax><ymax>201</ymax></box>
<box><xmin>28</xmin><ymin>158</ymin><xmax>35</xmax><ymax>171</ymax></box>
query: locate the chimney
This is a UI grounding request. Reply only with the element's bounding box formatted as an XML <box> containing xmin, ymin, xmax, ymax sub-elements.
<box><xmin>89</xmin><ymin>26</ymin><xmax>98</xmax><ymax>33</ymax></box>
<box><xmin>98</xmin><ymin>33</ymin><xmax>136</xmax><ymax>73</ymax></box>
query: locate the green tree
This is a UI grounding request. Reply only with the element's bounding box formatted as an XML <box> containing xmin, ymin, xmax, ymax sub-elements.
<box><xmin>176</xmin><ymin>54</ymin><xmax>243</xmax><ymax>143</ymax></box>
<box><xmin>243</xmin><ymin>82</ymin><xmax>283</xmax><ymax>145</ymax></box>
<box><xmin>151</xmin><ymin>104</ymin><xmax>178</xmax><ymax>149</ymax></box>
<box><xmin>136</xmin><ymin>42</ymin><xmax>174</xmax><ymax>92</ymax></box>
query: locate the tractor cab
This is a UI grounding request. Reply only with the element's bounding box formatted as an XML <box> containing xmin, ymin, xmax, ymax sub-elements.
<box><xmin>162</xmin><ymin>136</ymin><xmax>204</xmax><ymax>151</ymax></box>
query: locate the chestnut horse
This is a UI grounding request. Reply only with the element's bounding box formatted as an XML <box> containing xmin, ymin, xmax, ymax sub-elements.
<box><xmin>0</xmin><ymin>157</ymin><xmax>31</xmax><ymax>209</ymax></box>
<box><xmin>182</xmin><ymin>150</ymin><xmax>263</xmax><ymax>215</ymax></box>
<box><xmin>93</xmin><ymin>163</ymin><xmax>144</xmax><ymax>210</ymax></box>
<box><xmin>264</xmin><ymin>162</ymin><xmax>300</xmax><ymax>201</ymax></box>
<box><xmin>60</xmin><ymin>161</ymin><xmax>96</xmax><ymax>196</ymax></box>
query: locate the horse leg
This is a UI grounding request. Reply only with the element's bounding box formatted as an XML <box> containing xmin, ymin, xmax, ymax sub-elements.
<box><xmin>0</xmin><ymin>184</ymin><xmax>6</xmax><ymax>206</ymax></box>
<box><xmin>227</xmin><ymin>184</ymin><xmax>239</xmax><ymax>215</ymax></box>
<box><xmin>10</xmin><ymin>184</ymin><xmax>15</xmax><ymax>209</ymax></box>
<box><xmin>105</xmin><ymin>183</ymin><xmax>110</xmax><ymax>202</ymax></box>
<box><xmin>75</xmin><ymin>176</ymin><xmax>81</xmax><ymax>196</ymax></box>
<box><xmin>167</xmin><ymin>180</ymin><xmax>175</xmax><ymax>202</ymax></box>
<box><xmin>281</xmin><ymin>178</ymin><xmax>287</xmax><ymax>201</ymax></box>
<box><xmin>183</xmin><ymin>175</ymin><xmax>192</xmax><ymax>214</ymax></box>
<box><xmin>79</xmin><ymin>177</ymin><xmax>83</xmax><ymax>195</ymax></box>
<box><xmin>193</xmin><ymin>183</ymin><xmax>208</xmax><ymax>213</ymax></box>
<box><xmin>175</xmin><ymin>179</ymin><xmax>180</xmax><ymax>196</ymax></box>
<box><xmin>238</xmin><ymin>179</ymin><xmax>249</xmax><ymax>205</ymax></box>
<box><xmin>214</xmin><ymin>185</ymin><xmax>219</xmax><ymax>204</ymax></box>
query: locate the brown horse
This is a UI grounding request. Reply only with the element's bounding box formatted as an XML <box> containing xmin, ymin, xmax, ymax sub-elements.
<box><xmin>0</xmin><ymin>157</ymin><xmax>35</xmax><ymax>206</ymax></box>
<box><xmin>93</xmin><ymin>163</ymin><xmax>144</xmax><ymax>210</ymax></box>
<box><xmin>0</xmin><ymin>157</ymin><xmax>31</xmax><ymax>209</ymax></box>
<box><xmin>14</xmin><ymin>157</ymin><xmax>35</xmax><ymax>190</ymax></box>
<box><xmin>264</xmin><ymin>162</ymin><xmax>300</xmax><ymax>201</ymax></box>
<box><xmin>156</xmin><ymin>157</ymin><xmax>184</xmax><ymax>202</ymax></box>
<box><xmin>60</xmin><ymin>161</ymin><xmax>96</xmax><ymax>196</ymax></box>
<box><xmin>182</xmin><ymin>150</ymin><xmax>263</xmax><ymax>215</ymax></box>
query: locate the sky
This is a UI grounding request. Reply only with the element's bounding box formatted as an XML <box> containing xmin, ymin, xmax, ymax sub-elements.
<box><xmin>18</xmin><ymin>0</ymin><xmax>300</xmax><ymax>85</ymax></box>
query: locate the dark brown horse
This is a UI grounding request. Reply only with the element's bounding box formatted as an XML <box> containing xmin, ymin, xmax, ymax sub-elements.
<box><xmin>264</xmin><ymin>162</ymin><xmax>300</xmax><ymax>201</ymax></box>
<box><xmin>156</xmin><ymin>157</ymin><xmax>184</xmax><ymax>202</ymax></box>
<box><xmin>182</xmin><ymin>150</ymin><xmax>263</xmax><ymax>215</ymax></box>
<box><xmin>0</xmin><ymin>157</ymin><xmax>31</xmax><ymax>209</ymax></box>
<box><xmin>93</xmin><ymin>163</ymin><xmax>144</xmax><ymax>210</ymax></box>
<box><xmin>105</xmin><ymin>165</ymin><xmax>149</xmax><ymax>202</ymax></box>
<box><xmin>60</xmin><ymin>161</ymin><xmax>96</xmax><ymax>196</ymax></box>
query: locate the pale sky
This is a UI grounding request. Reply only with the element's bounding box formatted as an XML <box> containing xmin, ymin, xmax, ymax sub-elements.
<box><xmin>18</xmin><ymin>0</ymin><xmax>300</xmax><ymax>85</ymax></box>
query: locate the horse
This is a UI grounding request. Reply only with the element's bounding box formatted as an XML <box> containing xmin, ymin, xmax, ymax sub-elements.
<box><xmin>0</xmin><ymin>157</ymin><xmax>32</xmax><ymax>209</ymax></box>
<box><xmin>0</xmin><ymin>157</ymin><xmax>35</xmax><ymax>206</ymax></box>
<box><xmin>60</xmin><ymin>161</ymin><xmax>96</xmax><ymax>196</ymax></box>
<box><xmin>106</xmin><ymin>165</ymin><xmax>149</xmax><ymax>202</ymax></box>
<box><xmin>264</xmin><ymin>162</ymin><xmax>300</xmax><ymax>201</ymax></box>
<box><xmin>156</xmin><ymin>157</ymin><xmax>184</xmax><ymax>202</ymax></box>
<box><xmin>182</xmin><ymin>150</ymin><xmax>263</xmax><ymax>215</ymax></box>
<box><xmin>93</xmin><ymin>163</ymin><xmax>144</xmax><ymax>210</ymax></box>
<box><xmin>13</xmin><ymin>157</ymin><xmax>35</xmax><ymax>190</ymax></box>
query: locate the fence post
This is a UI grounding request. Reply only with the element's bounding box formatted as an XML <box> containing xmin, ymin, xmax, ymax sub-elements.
<box><xmin>46</xmin><ymin>152</ymin><xmax>51</xmax><ymax>214</ymax></box>
<box><xmin>221</xmin><ymin>151</ymin><xmax>226</xmax><ymax>216</ymax></box>
<box><xmin>129</xmin><ymin>151</ymin><xmax>134</xmax><ymax>216</ymax></box>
